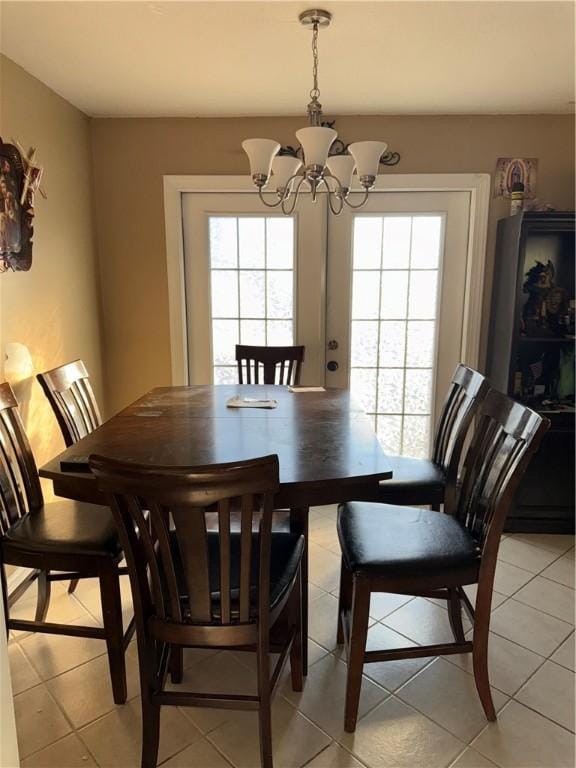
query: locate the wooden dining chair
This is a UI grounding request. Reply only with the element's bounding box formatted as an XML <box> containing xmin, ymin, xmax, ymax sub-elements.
<box><xmin>376</xmin><ymin>364</ymin><xmax>491</xmax><ymax>510</ymax></box>
<box><xmin>337</xmin><ymin>389</ymin><xmax>549</xmax><ymax>732</ymax></box>
<box><xmin>0</xmin><ymin>382</ymin><xmax>133</xmax><ymax>704</ymax></box>
<box><xmin>90</xmin><ymin>453</ymin><xmax>304</xmax><ymax>768</ymax></box>
<box><xmin>37</xmin><ymin>358</ymin><xmax>102</xmax><ymax>447</ymax></box>
<box><xmin>236</xmin><ymin>345</ymin><xmax>304</xmax><ymax>385</ymax></box>
<box><xmin>37</xmin><ymin>359</ymin><xmax>104</xmax><ymax>594</ymax></box>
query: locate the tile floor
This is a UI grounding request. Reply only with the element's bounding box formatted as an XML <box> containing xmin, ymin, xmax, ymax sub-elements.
<box><xmin>7</xmin><ymin>506</ymin><xmax>575</xmax><ymax>768</ymax></box>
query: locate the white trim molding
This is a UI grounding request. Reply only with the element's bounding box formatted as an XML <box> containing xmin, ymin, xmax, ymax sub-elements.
<box><xmin>163</xmin><ymin>173</ymin><xmax>490</xmax><ymax>385</ymax></box>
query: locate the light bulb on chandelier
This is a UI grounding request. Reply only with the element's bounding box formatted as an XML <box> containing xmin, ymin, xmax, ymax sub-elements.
<box><xmin>242</xmin><ymin>9</ymin><xmax>400</xmax><ymax>215</ymax></box>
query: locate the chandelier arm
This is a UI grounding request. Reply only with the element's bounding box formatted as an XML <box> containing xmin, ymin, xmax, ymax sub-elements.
<box><xmin>343</xmin><ymin>189</ymin><xmax>371</xmax><ymax>210</ymax></box>
<box><xmin>282</xmin><ymin>175</ymin><xmax>307</xmax><ymax>215</ymax></box>
<box><xmin>257</xmin><ymin>186</ymin><xmax>286</xmax><ymax>209</ymax></box>
<box><xmin>323</xmin><ymin>169</ymin><xmax>347</xmax><ymax>197</ymax></box>
<box><xmin>327</xmin><ymin>188</ymin><xmax>344</xmax><ymax>216</ymax></box>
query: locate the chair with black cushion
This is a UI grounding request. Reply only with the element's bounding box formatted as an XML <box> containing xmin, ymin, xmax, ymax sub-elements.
<box><xmin>0</xmin><ymin>382</ymin><xmax>132</xmax><ymax>704</ymax></box>
<box><xmin>236</xmin><ymin>345</ymin><xmax>304</xmax><ymax>386</ymax></box>
<box><xmin>337</xmin><ymin>389</ymin><xmax>549</xmax><ymax>732</ymax></box>
<box><xmin>90</xmin><ymin>453</ymin><xmax>304</xmax><ymax>768</ymax></box>
<box><xmin>376</xmin><ymin>364</ymin><xmax>490</xmax><ymax>510</ymax></box>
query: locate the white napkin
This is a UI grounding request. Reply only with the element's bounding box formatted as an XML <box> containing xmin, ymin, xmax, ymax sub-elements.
<box><xmin>226</xmin><ymin>396</ymin><xmax>278</xmax><ymax>409</ymax></box>
<box><xmin>288</xmin><ymin>386</ymin><xmax>326</xmax><ymax>393</ymax></box>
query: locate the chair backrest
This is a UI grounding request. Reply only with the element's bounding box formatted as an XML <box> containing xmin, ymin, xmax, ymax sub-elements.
<box><xmin>432</xmin><ymin>365</ymin><xmax>490</xmax><ymax>493</ymax></box>
<box><xmin>90</xmin><ymin>453</ymin><xmax>280</xmax><ymax>645</ymax></box>
<box><xmin>0</xmin><ymin>382</ymin><xmax>43</xmax><ymax>535</ymax></box>
<box><xmin>235</xmin><ymin>345</ymin><xmax>304</xmax><ymax>386</ymax></box>
<box><xmin>37</xmin><ymin>359</ymin><xmax>102</xmax><ymax>447</ymax></box>
<box><xmin>453</xmin><ymin>389</ymin><xmax>549</xmax><ymax>552</ymax></box>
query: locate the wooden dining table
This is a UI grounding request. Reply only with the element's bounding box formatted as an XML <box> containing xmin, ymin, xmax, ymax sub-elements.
<box><xmin>40</xmin><ymin>384</ymin><xmax>392</xmax><ymax>672</ymax></box>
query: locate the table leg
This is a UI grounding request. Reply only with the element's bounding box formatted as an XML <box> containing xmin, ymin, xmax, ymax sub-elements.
<box><xmin>290</xmin><ymin>507</ymin><xmax>309</xmax><ymax>676</ymax></box>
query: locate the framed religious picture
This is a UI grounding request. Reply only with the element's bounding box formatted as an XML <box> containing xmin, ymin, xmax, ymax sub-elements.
<box><xmin>0</xmin><ymin>137</ymin><xmax>43</xmax><ymax>272</ymax></box>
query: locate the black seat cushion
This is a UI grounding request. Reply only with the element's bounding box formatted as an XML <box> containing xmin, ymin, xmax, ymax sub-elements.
<box><xmin>3</xmin><ymin>500</ymin><xmax>122</xmax><ymax>558</ymax></box>
<box><xmin>338</xmin><ymin>502</ymin><xmax>480</xmax><ymax>576</ymax></box>
<box><xmin>171</xmin><ymin>531</ymin><xmax>304</xmax><ymax>619</ymax></box>
<box><xmin>377</xmin><ymin>456</ymin><xmax>445</xmax><ymax>505</ymax></box>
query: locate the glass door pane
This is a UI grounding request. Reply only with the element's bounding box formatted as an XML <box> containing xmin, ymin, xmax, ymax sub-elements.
<box><xmin>208</xmin><ymin>216</ymin><xmax>295</xmax><ymax>383</ymax></box>
<box><xmin>349</xmin><ymin>215</ymin><xmax>444</xmax><ymax>458</ymax></box>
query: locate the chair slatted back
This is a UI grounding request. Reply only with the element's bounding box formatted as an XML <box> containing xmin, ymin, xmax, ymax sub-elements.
<box><xmin>90</xmin><ymin>454</ymin><xmax>280</xmax><ymax>630</ymax></box>
<box><xmin>0</xmin><ymin>383</ymin><xmax>43</xmax><ymax>535</ymax></box>
<box><xmin>432</xmin><ymin>365</ymin><xmax>490</xmax><ymax>474</ymax></box>
<box><xmin>235</xmin><ymin>345</ymin><xmax>304</xmax><ymax>386</ymax></box>
<box><xmin>454</xmin><ymin>389</ymin><xmax>548</xmax><ymax>549</ymax></box>
<box><xmin>37</xmin><ymin>360</ymin><xmax>102</xmax><ymax>447</ymax></box>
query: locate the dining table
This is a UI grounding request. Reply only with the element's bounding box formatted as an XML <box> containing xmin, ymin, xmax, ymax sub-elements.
<box><xmin>40</xmin><ymin>384</ymin><xmax>392</xmax><ymax>672</ymax></box>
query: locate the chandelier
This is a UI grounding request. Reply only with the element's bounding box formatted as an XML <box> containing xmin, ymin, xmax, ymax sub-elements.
<box><xmin>242</xmin><ymin>9</ymin><xmax>400</xmax><ymax>216</ymax></box>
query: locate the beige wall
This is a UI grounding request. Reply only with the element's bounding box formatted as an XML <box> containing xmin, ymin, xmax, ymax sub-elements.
<box><xmin>0</xmin><ymin>55</ymin><xmax>103</xmax><ymax>489</ymax></box>
<box><xmin>91</xmin><ymin>114</ymin><xmax>574</xmax><ymax>414</ymax></box>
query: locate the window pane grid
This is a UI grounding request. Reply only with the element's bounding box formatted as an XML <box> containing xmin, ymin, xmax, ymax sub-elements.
<box><xmin>209</xmin><ymin>216</ymin><xmax>295</xmax><ymax>380</ymax></box>
<box><xmin>350</xmin><ymin>215</ymin><xmax>442</xmax><ymax>458</ymax></box>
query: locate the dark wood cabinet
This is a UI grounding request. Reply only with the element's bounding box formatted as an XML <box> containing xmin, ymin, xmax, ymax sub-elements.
<box><xmin>486</xmin><ymin>211</ymin><xmax>575</xmax><ymax>533</ymax></box>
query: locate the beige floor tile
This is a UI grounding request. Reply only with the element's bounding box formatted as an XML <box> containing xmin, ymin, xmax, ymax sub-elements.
<box><xmin>396</xmin><ymin>658</ymin><xmax>508</xmax><ymax>742</ymax></box>
<box><xmin>207</xmin><ymin>695</ymin><xmax>331</xmax><ymax>768</ymax></box>
<box><xmin>306</xmin><ymin>742</ymin><xmax>366</xmax><ymax>767</ymax></box>
<box><xmin>46</xmin><ymin>646</ymin><xmax>141</xmax><ymax>728</ymax></box>
<box><xmin>426</xmin><ymin>586</ymin><xmax>506</xmax><ymax>613</ymax></box>
<box><xmin>8</xmin><ymin>642</ymin><xmax>42</xmax><ymax>695</ymax></box>
<box><xmin>310</xmin><ymin>582</ymin><xmax>328</xmax><ymax>602</ymax></box>
<box><xmin>508</xmin><ymin>534</ymin><xmax>575</xmax><ymax>555</ymax></box>
<box><xmin>383</xmin><ymin>598</ymin><xmax>471</xmax><ymax>647</ymax></box>
<box><xmin>311</xmin><ymin>505</ymin><xmax>338</xmax><ymax>520</ymax></box>
<box><xmin>309</xmin><ymin>592</ymin><xmax>340</xmax><ymax>652</ymax></box>
<box><xmin>79</xmin><ymin>697</ymin><xmax>200</xmax><ymax>767</ymax></box>
<box><xmin>449</xmin><ymin>747</ymin><xmax>498</xmax><ymax>767</ymax></box>
<box><xmin>159</xmin><ymin>737</ymin><xmax>233</xmax><ymax>767</ymax></box>
<box><xmin>21</xmin><ymin>733</ymin><xmax>98</xmax><ymax>767</ymax></box>
<box><xmin>339</xmin><ymin>696</ymin><xmax>464</xmax><ymax>768</ymax></box>
<box><xmin>492</xmin><ymin>560</ymin><xmax>534</xmax><ymax>596</ymax></box>
<box><xmin>551</xmin><ymin>631</ymin><xmax>575</xmax><ymax>671</ymax></box>
<box><xmin>515</xmin><ymin>660</ymin><xmax>575</xmax><ymax>732</ymax></box>
<box><xmin>472</xmin><ymin>700</ymin><xmax>575</xmax><ymax>768</ymax></box>
<box><xmin>497</xmin><ymin>539</ymin><xmax>558</xmax><ymax>574</ymax></box>
<box><xmin>490</xmin><ymin>598</ymin><xmax>573</xmax><ymax>656</ymax></box>
<box><xmin>339</xmin><ymin>622</ymin><xmax>433</xmax><ymax>692</ymax></box>
<box><xmin>174</xmin><ymin>651</ymin><xmax>258</xmax><ymax>734</ymax></box>
<box><xmin>182</xmin><ymin>646</ymin><xmax>219</xmax><ymax>670</ymax></box>
<box><xmin>447</xmin><ymin>631</ymin><xmax>545</xmax><ymax>697</ymax></box>
<box><xmin>513</xmin><ymin>576</ymin><xmax>574</xmax><ymax>624</ymax></box>
<box><xmin>369</xmin><ymin>593</ymin><xmax>414</xmax><ymax>621</ymax></box>
<box><xmin>14</xmin><ymin>684</ymin><xmax>73</xmax><ymax>759</ymax></box>
<box><xmin>310</xmin><ymin>518</ymin><xmax>341</xmax><ymax>553</ymax></box>
<box><xmin>309</xmin><ymin>543</ymin><xmax>342</xmax><ymax>593</ymax></box>
<box><xmin>19</xmin><ymin>616</ymin><xmax>106</xmax><ymax>680</ymax></box>
<box><xmin>281</xmin><ymin>653</ymin><xmax>388</xmax><ymax>739</ymax></box>
<box><xmin>540</xmin><ymin>551</ymin><xmax>576</xmax><ymax>589</ymax></box>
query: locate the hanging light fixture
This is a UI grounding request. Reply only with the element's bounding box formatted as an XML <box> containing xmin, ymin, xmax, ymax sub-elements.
<box><xmin>242</xmin><ymin>9</ymin><xmax>400</xmax><ymax>215</ymax></box>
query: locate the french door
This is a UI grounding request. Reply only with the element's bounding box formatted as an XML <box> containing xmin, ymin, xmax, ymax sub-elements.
<box><xmin>182</xmin><ymin>189</ymin><xmax>471</xmax><ymax>459</ymax></box>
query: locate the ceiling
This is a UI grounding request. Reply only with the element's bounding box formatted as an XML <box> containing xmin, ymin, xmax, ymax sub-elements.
<box><xmin>1</xmin><ymin>1</ymin><xmax>574</xmax><ymax>118</ymax></box>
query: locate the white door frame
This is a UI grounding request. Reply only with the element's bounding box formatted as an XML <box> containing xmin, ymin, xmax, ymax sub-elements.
<box><xmin>163</xmin><ymin>173</ymin><xmax>490</xmax><ymax>386</ymax></box>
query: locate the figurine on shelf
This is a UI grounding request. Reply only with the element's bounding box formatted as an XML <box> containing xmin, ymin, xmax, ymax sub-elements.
<box><xmin>522</xmin><ymin>260</ymin><xmax>568</xmax><ymax>337</ymax></box>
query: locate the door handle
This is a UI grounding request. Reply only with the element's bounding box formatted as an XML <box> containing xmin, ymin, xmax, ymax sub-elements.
<box><xmin>327</xmin><ymin>360</ymin><xmax>339</xmax><ymax>372</ymax></box>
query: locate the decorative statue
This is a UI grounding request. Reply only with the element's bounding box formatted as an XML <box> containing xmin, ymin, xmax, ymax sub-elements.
<box><xmin>522</xmin><ymin>260</ymin><xmax>568</xmax><ymax>336</ymax></box>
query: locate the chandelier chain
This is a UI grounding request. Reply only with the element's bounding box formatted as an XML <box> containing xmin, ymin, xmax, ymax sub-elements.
<box><xmin>310</xmin><ymin>21</ymin><xmax>320</xmax><ymax>101</ymax></box>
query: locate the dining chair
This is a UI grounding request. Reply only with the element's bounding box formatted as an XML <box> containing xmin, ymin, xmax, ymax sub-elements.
<box><xmin>37</xmin><ymin>358</ymin><xmax>102</xmax><ymax>447</ymax></box>
<box><xmin>0</xmin><ymin>382</ymin><xmax>132</xmax><ymax>704</ymax></box>
<box><xmin>337</xmin><ymin>389</ymin><xmax>549</xmax><ymax>732</ymax></box>
<box><xmin>90</xmin><ymin>452</ymin><xmax>304</xmax><ymax>768</ymax></box>
<box><xmin>235</xmin><ymin>345</ymin><xmax>304</xmax><ymax>385</ymax></box>
<box><xmin>376</xmin><ymin>364</ymin><xmax>491</xmax><ymax>510</ymax></box>
<box><xmin>37</xmin><ymin>359</ymin><xmax>103</xmax><ymax>594</ymax></box>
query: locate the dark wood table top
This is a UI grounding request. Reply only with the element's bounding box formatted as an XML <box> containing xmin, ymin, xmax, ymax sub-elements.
<box><xmin>40</xmin><ymin>385</ymin><xmax>392</xmax><ymax>507</ymax></box>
